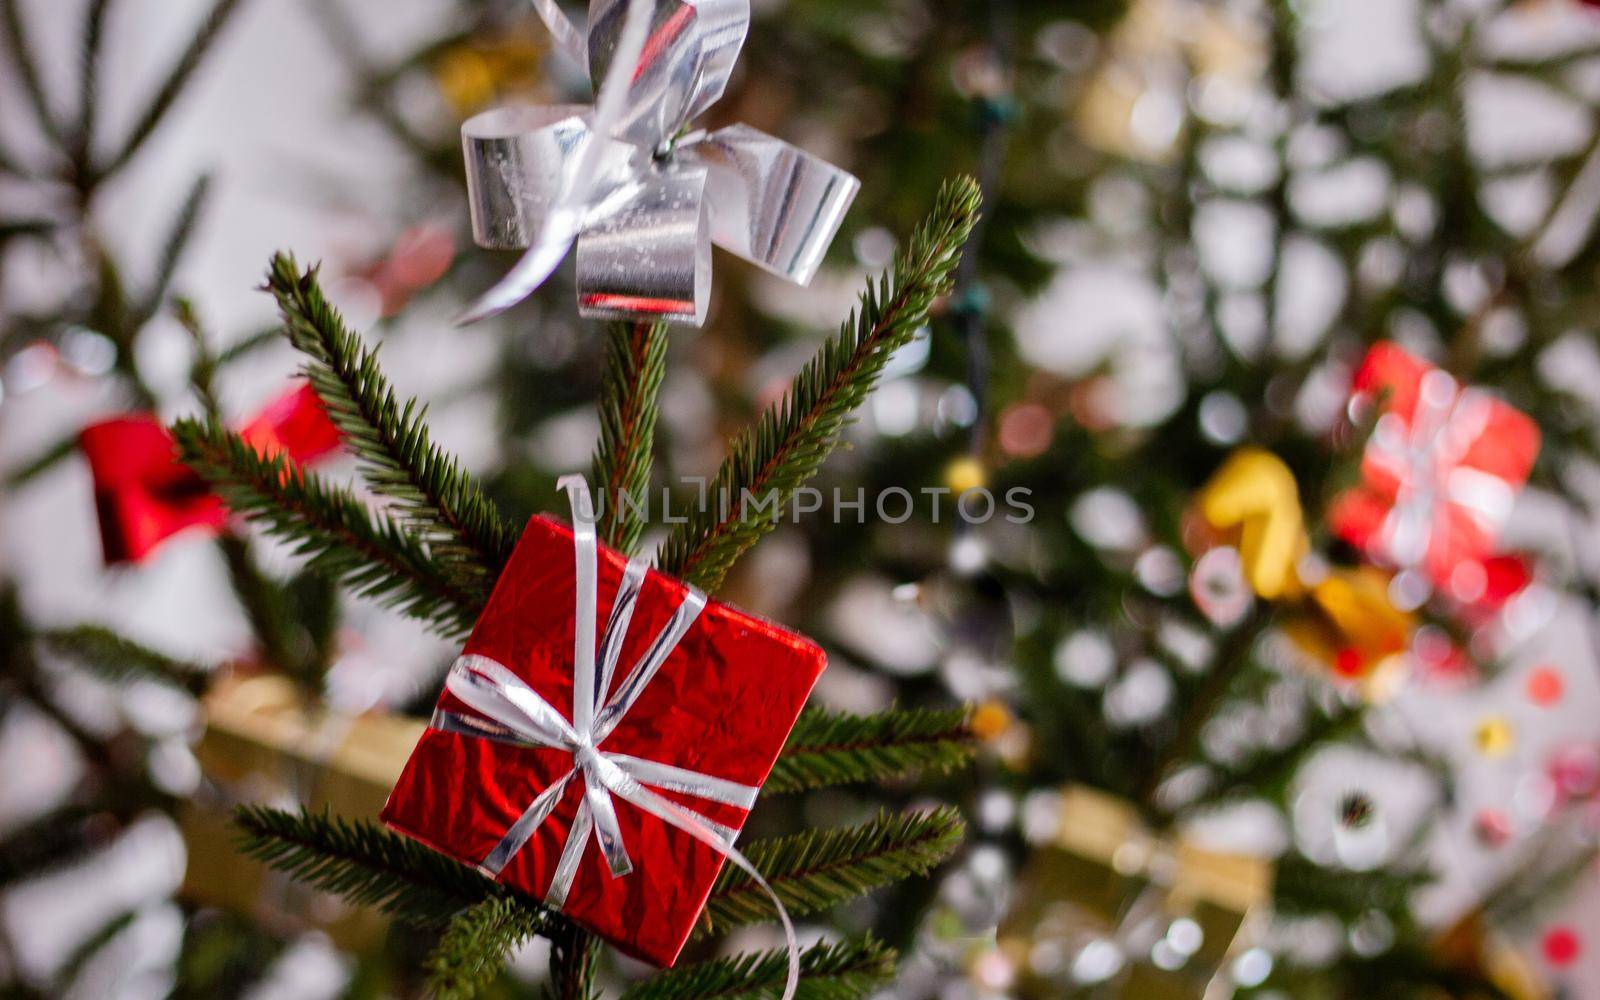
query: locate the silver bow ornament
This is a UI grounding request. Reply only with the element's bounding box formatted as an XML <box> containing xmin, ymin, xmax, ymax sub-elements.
<box><xmin>1363</xmin><ymin>369</ymin><xmax>1516</xmax><ymax>576</ymax></box>
<box><xmin>457</xmin><ymin>0</ymin><xmax>861</xmax><ymax>326</ymax></box>
<box><xmin>431</xmin><ymin>476</ymin><xmax>801</xmax><ymax>997</ymax></box>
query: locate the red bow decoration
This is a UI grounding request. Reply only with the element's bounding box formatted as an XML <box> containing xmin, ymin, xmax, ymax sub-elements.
<box><xmin>80</xmin><ymin>383</ymin><xmax>340</xmax><ymax>564</ymax></box>
<box><xmin>1329</xmin><ymin>343</ymin><xmax>1540</xmax><ymax>603</ymax></box>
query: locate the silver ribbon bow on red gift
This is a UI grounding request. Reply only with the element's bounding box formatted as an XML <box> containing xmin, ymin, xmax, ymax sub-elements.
<box><xmin>1363</xmin><ymin>368</ymin><xmax>1516</xmax><ymax>575</ymax></box>
<box><xmin>457</xmin><ymin>0</ymin><xmax>861</xmax><ymax>326</ymax></box>
<box><xmin>431</xmin><ymin>476</ymin><xmax>800</xmax><ymax>997</ymax></box>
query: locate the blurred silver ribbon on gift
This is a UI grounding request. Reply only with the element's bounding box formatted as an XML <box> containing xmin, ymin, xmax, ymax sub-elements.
<box><xmin>430</xmin><ymin>475</ymin><xmax>800</xmax><ymax>998</ymax></box>
<box><xmin>1362</xmin><ymin>368</ymin><xmax>1511</xmax><ymax>588</ymax></box>
<box><xmin>456</xmin><ymin>0</ymin><xmax>861</xmax><ymax>326</ymax></box>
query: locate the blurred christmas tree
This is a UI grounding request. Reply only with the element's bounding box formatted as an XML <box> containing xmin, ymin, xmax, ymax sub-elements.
<box><xmin>8</xmin><ymin>0</ymin><xmax>1600</xmax><ymax>997</ymax></box>
<box><xmin>710</xmin><ymin>0</ymin><xmax>1600</xmax><ymax>997</ymax></box>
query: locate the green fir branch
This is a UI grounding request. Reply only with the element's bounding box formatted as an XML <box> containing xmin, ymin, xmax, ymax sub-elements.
<box><xmin>263</xmin><ymin>252</ymin><xmax>513</xmax><ymax>598</ymax></box>
<box><xmin>172</xmin><ymin>416</ymin><xmax>477</xmax><ymax>637</ymax></box>
<box><xmin>1273</xmin><ymin>850</ymin><xmax>1428</xmax><ymax>919</ymax></box>
<box><xmin>56</xmin><ymin>909</ymin><xmax>137</xmax><ymax>988</ymax></box>
<box><xmin>215</xmin><ymin>325</ymin><xmax>286</xmax><ymax>367</ymax></box>
<box><xmin>591</xmin><ymin>321</ymin><xmax>668</xmax><ymax>557</ymax></box>
<box><xmin>765</xmin><ymin>706</ymin><xmax>975</xmax><ymax>795</ymax></box>
<box><xmin>0</xmin><ymin>805</ymin><xmax>98</xmax><ymax>889</ymax></box>
<box><xmin>38</xmin><ymin>624</ymin><xmax>211</xmax><ymax>693</ymax></box>
<box><xmin>0</xmin><ymin>138</ymin><xmax>30</xmax><ymax>179</ymax></box>
<box><xmin>215</xmin><ymin>532</ymin><xmax>322</xmax><ymax>690</ymax></box>
<box><xmin>619</xmin><ymin>937</ymin><xmax>895</xmax><ymax>1000</ymax></box>
<box><xmin>0</xmin><ymin>218</ymin><xmax>56</xmax><ymax>243</ymax></box>
<box><xmin>655</xmin><ymin>176</ymin><xmax>982</xmax><ymax>592</ymax></box>
<box><xmin>698</xmin><ymin>807</ymin><xmax>963</xmax><ymax>937</ymax></box>
<box><xmin>74</xmin><ymin>0</ymin><xmax>114</xmax><ymax>165</ymax></box>
<box><xmin>95</xmin><ymin>0</ymin><xmax>247</xmax><ymax>180</ymax></box>
<box><xmin>4</xmin><ymin>432</ymin><xmax>79</xmax><ymax>489</ymax></box>
<box><xmin>425</xmin><ymin>896</ymin><xmax>548</xmax><ymax>1000</ymax></box>
<box><xmin>135</xmin><ymin>174</ymin><xmax>212</xmax><ymax>321</ymax></box>
<box><xmin>233</xmin><ymin>806</ymin><xmax>547</xmax><ymax>930</ymax></box>
<box><xmin>0</xmin><ymin>0</ymin><xmax>64</xmax><ymax>149</ymax></box>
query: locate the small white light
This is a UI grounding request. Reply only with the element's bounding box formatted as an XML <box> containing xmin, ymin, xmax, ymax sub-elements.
<box><xmin>1232</xmin><ymin>947</ymin><xmax>1273</xmax><ymax>987</ymax></box>
<box><xmin>1166</xmin><ymin>917</ymin><xmax>1204</xmax><ymax>956</ymax></box>
<box><xmin>872</xmin><ymin>379</ymin><xmax>920</xmax><ymax>437</ymax></box>
<box><xmin>949</xmin><ymin>535</ymin><xmax>988</xmax><ymax>575</ymax></box>
<box><xmin>1150</xmin><ymin>939</ymin><xmax>1186</xmax><ymax>971</ymax></box>
<box><xmin>1199</xmin><ymin>391</ymin><xmax>1249</xmax><ymax>445</ymax></box>
<box><xmin>1055</xmin><ymin>630</ymin><xmax>1116</xmax><ymax>688</ymax></box>
<box><xmin>1071</xmin><ymin>939</ymin><xmax>1124</xmax><ymax>984</ymax></box>
<box><xmin>61</xmin><ymin>327</ymin><xmax>118</xmax><ymax>375</ymax></box>
<box><xmin>977</xmin><ymin>790</ymin><xmax>1017</xmax><ymax>833</ymax></box>
<box><xmin>1135</xmin><ymin>546</ymin><xmax>1185</xmax><ymax>597</ymax></box>
<box><xmin>1388</xmin><ymin>570</ymin><xmax>1431</xmax><ymax>612</ymax></box>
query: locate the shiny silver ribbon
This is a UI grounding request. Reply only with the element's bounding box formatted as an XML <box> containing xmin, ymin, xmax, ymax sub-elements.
<box><xmin>457</xmin><ymin>0</ymin><xmax>861</xmax><ymax>326</ymax></box>
<box><xmin>433</xmin><ymin>476</ymin><xmax>799</xmax><ymax>996</ymax></box>
<box><xmin>1364</xmin><ymin>369</ymin><xmax>1515</xmax><ymax>576</ymax></box>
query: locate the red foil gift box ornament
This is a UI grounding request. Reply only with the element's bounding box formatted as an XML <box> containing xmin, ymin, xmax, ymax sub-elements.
<box><xmin>236</xmin><ymin>382</ymin><xmax>343</xmax><ymax>464</ymax></box>
<box><xmin>382</xmin><ymin>478</ymin><xmax>826</xmax><ymax>975</ymax></box>
<box><xmin>80</xmin><ymin>383</ymin><xmax>341</xmax><ymax>564</ymax></box>
<box><xmin>80</xmin><ymin>415</ymin><xmax>227</xmax><ymax>565</ymax></box>
<box><xmin>1328</xmin><ymin>343</ymin><xmax>1540</xmax><ymax>603</ymax></box>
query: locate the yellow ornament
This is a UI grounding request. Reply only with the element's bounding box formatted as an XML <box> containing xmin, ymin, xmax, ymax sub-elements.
<box><xmin>970</xmin><ymin>699</ymin><xmax>1014</xmax><ymax>742</ymax></box>
<box><xmin>432</xmin><ymin>35</ymin><xmax>545</xmax><ymax>119</ymax></box>
<box><xmin>1474</xmin><ymin>716</ymin><xmax>1515</xmax><ymax>758</ymax></box>
<box><xmin>433</xmin><ymin>48</ymin><xmax>498</xmax><ymax>118</ymax></box>
<box><xmin>1435</xmin><ymin>914</ymin><xmax>1552</xmax><ymax>1000</ymax></box>
<box><xmin>944</xmin><ymin>456</ymin><xmax>988</xmax><ymax>495</ymax></box>
<box><xmin>1196</xmin><ymin>449</ymin><xmax>1309</xmax><ymax>600</ymax></box>
<box><xmin>1281</xmin><ymin>566</ymin><xmax>1414</xmax><ymax>695</ymax></box>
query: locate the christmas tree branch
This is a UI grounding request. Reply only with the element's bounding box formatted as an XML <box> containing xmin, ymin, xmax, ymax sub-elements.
<box><xmin>655</xmin><ymin>176</ymin><xmax>982</xmax><ymax>592</ymax></box>
<box><xmin>0</xmin><ymin>805</ymin><xmax>99</xmax><ymax>889</ymax></box>
<box><xmin>172</xmin><ymin>416</ymin><xmax>478</xmax><ymax>638</ymax></box>
<box><xmin>548</xmin><ymin>919</ymin><xmax>601</xmax><ymax>1000</ymax></box>
<box><xmin>1139</xmin><ymin>609</ymin><xmax>1270</xmax><ymax>813</ymax></box>
<box><xmin>696</xmin><ymin>807</ymin><xmax>964</xmax><ymax>937</ymax></box>
<box><xmin>215</xmin><ymin>535</ymin><xmax>297</xmax><ymax>674</ymax></box>
<box><xmin>0</xmin><ymin>0</ymin><xmax>64</xmax><ymax>150</ymax></box>
<box><xmin>544</xmin><ymin>319</ymin><xmax>671</xmax><ymax>998</ymax></box>
<box><xmin>264</xmin><ymin>252</ymin><xmax>513</xmax><ymax>600</ymax></box>
<box><xmin>73</xmin><ymin>0</ymin><xmax>114</xmax><ymax>167</ymax></box>
<box><xmin>56</xmin><ymin>910</ymin><xmax>137</xmax><ymax>989</ymax></box>
<box><xmin>591</xmin><ymin>321</ymin><xmax>668</xmax><ymax>557</ymax></box>
<box><xmin>2</xmin><ymin>433</ymin><xmax>79</xmax><ymax>489</ymax></box>
<box><xmin>619</xmin><ymin>937</ymin><xmax>895</xmax><ymax>1000</ymax></box>
<box><xmin>765</xmin><ymin>705</ymin><xmax>975</xmax><ymax>795</ymax></box>
<box><xmin>95</xmin><ymin>0</ymin><xmax>247</xmax><ymax>180</ymax></box>
<box><xmin>234</xmin><ymin>806</ymin><xmax>550</xmax><ymax>930</ymax></box>
<box><xmin>425</xmin><ymin>896</ymin><xmax>548</xmax><ymax>1000</ymax></box>
<box><xmin>135</xmin><ymin>174</ymin><xmax>212</xmax><ymax>322</ymax></box>
<box><xmin>37</xmin><ymin>625</ymin><xmax>211</xmax><ymax>694</ymax></box>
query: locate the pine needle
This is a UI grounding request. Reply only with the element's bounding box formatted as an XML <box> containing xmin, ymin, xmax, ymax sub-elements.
<box><xmin>0</xmin><ymin>0</ymin><xmax>63</xmax><ymax>147</ymax></box>
<box><xmin>655</xmin><ymin>176</ymin><xmax>982</xmax><ymax>592</ymax></box>
<box><xmin>766</xmin><ymin>705</ymin><xmax>975</xmax><ymax>795</ymax></box>
<box><xmin>74</xmin><ymin>0</ymin><xmax>114</xmax><ymax>164</ymax></box>
<box><xmin>425</xmin><ymin>897</ymin><xmax>546</xmax><ymax>1000</ymax></box>
<box><xmin>233</xmin><ymin>806</ymin><xmax>547</xmax><ymax>931</ymax></box>
<box><xmin>173</xmin><ymin>416</ymin><xmax>478</xmax><ymax>638</ymax></box>
<box><xmin>136</xmin><ymin>173</ymin><xmax>212</xmax><ymax>322</ymax></box>
<box><xmin>619</xmin><ymin>937</ymin><xmax>895</xmax><ymax>1000</ymax></box>
<box><xmin>698</xmin><ymin>808</ymin><xmax>965</xmax><ymax>936</ymax></box>
<box><xmin>38</xmin><ymin>625</ymin><xmax>212</xmax><ymax>693</ymax></box>
<box><xmin>96</xmin><ymin>0</ymin><xmax>247</xmax><ymax>180</ymax></box>
<box><xmin>591</xmin><ymin>321</ymin><xmax>668</xmax><ymax>556</ymax></box>
<box><xmin>264</xmin><ymin>252</ymin><xmax>514</xmax><ymax>602</ymax></box>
